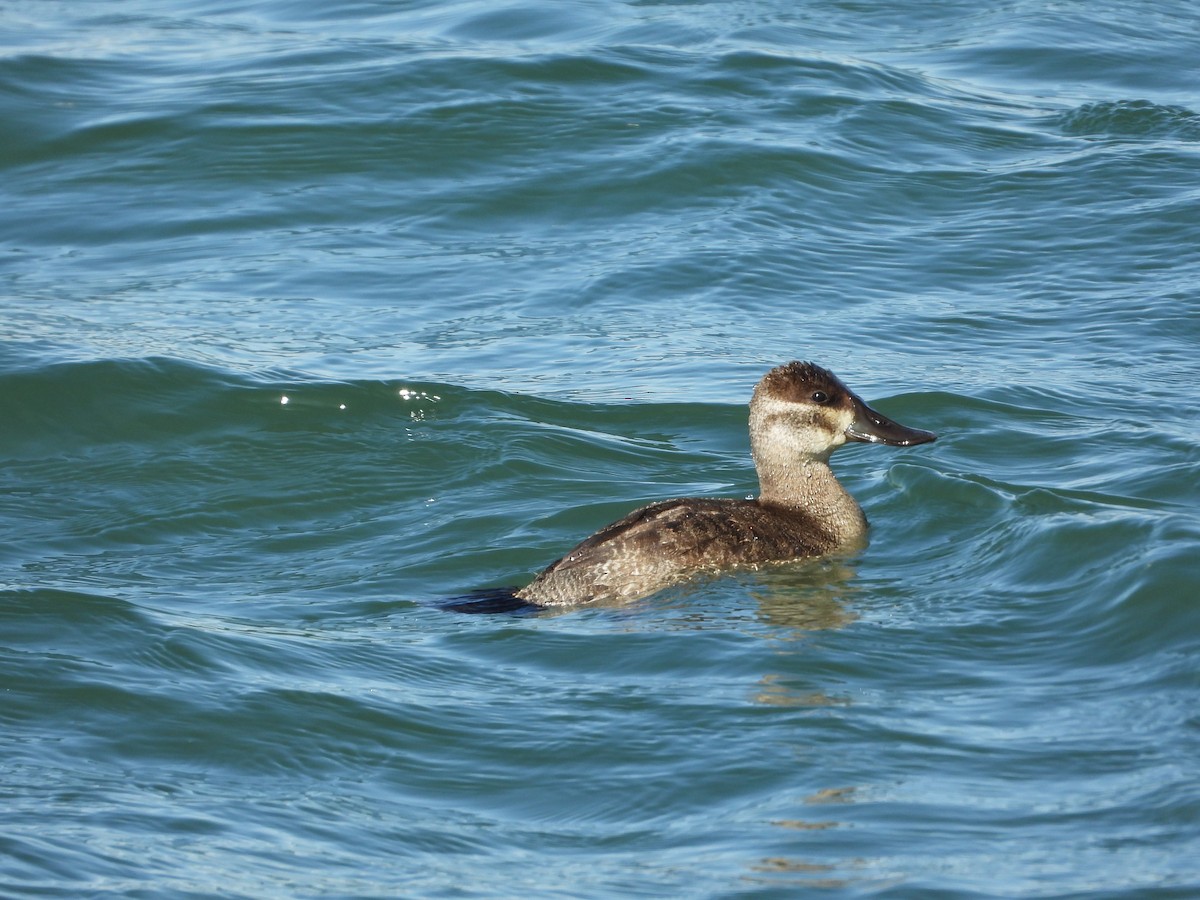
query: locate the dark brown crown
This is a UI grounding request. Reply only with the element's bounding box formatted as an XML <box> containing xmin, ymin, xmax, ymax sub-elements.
<box><xmin>754</xmin><ymin>361</ymin><xmax>851</xmax><ymax>405</ymax></box>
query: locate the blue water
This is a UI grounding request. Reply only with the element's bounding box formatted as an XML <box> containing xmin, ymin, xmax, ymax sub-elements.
<box><xmin>2</xmin><ymin>1</ymin><xmax>1199</xmax><ymax>897</ymax></box>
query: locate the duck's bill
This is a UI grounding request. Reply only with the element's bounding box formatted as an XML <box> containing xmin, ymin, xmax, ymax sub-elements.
<box><xmin>846</xmin><ymin>395</ymin><xmax>937</xmax><ymax>447</ymax></box>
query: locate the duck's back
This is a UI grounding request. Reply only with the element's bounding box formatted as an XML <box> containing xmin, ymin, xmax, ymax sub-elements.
<box><xmin>515</xmin><ymin>497</ymin><xmax>839</xmax><ymax>606</ymax></box>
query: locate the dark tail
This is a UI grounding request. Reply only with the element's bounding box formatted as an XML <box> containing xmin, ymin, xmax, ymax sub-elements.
<box><xmin>438</xmin><ymin>588</ymin><xmax>543</xmax><ymax>616</ymax></box>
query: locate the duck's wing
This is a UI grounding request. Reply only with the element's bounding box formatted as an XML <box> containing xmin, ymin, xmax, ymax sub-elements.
<box><xmin>520</xmin><ymin>498</ymin><xmax>834</xmax><ymax>605</ymax></box>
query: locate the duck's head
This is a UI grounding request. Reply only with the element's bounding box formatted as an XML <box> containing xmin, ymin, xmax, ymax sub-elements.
<box><xmin>749</xmin><ymin>361</ymin><xmax>936</xmax><ymax>465</ymax></box>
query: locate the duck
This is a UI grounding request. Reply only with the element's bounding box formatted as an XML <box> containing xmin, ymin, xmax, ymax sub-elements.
<box><xmin>453</xmin><ymin>361</ymin><xmax>936</xmax><ymax>612</ymax></box>
<box><xmin>444</xmin><ymin>362</ymin><xmax>936</xmax><ymax>619</ymax></box>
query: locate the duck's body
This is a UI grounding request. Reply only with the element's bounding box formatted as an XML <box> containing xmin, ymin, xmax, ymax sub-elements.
<box><xmin>514</xmin><ymin>496</ymin><xmax>847</xmax><ymax>606</ymax></box>
<box><xmin>510</xmin><ymin>361</ymin><xmax>936</xmax><ymax>608</ymax></box>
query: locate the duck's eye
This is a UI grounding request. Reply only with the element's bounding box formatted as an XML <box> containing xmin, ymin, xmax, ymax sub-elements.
<box><xmin>811</xmin><ymin>391</ymin><xmax>830</xmax><ymax>404</ymax></box>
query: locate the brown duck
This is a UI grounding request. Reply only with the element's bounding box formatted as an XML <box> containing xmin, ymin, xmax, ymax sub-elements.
<box><xmin>505</xmin><ymin>361</ymin><xmax>936</xmax><ymax>608</ymax></box>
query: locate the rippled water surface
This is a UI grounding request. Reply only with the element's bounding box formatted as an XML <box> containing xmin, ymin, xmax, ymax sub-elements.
<box><xmin>2</xmin><ymin>1</ymin><xmax>1199</xmax><ymax>897</ymax></box>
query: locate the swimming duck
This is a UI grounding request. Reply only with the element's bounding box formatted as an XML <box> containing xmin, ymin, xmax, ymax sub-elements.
<box><xmin>513</xmin><ymin>361</ymin><xmax>936</xmax><ymax>606</ymax></box>
<box><xmin>500</xmin><ymin>361</ymin><xmax>935</xmax><ymax>609</ymax></box>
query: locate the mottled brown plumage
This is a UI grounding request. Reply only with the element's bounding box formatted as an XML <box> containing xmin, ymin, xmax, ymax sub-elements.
<box><xmin>513</xmin><ymin>361</ymin><xmax>935</xmax><ymax>607</ymax></box>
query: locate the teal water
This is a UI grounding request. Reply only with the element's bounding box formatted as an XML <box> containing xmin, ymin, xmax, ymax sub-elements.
<box><xmin>2</xmin><ymin>1</ymin><xmax>1199</xmax><ymax>896</ymax></box>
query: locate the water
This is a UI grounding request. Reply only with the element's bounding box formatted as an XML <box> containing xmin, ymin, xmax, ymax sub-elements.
<box><xmin>2</xmin><ymin>1</ymin><xmax>1199</xmax><ymax>896</ymax></box>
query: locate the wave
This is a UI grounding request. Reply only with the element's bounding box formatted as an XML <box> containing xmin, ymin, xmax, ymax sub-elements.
<box><xmin>1057</xmin><ymin>99</ymin><xmax>1200</xmax><ymax>141</ymax></box>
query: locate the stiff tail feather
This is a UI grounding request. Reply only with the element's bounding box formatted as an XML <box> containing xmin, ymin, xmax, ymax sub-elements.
<box><xmin>438</xmin><ymin>588</ymin><xmax>542</xmax><ymax>615</ymax></box>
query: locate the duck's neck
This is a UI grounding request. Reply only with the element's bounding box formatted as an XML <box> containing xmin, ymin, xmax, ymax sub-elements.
<box><xmin>755</xmin><ymin>455</ymin><xmax>868</xmax><ymax>545</ymax></box>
